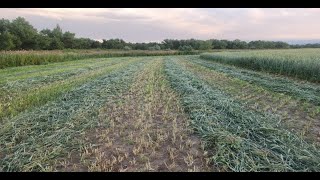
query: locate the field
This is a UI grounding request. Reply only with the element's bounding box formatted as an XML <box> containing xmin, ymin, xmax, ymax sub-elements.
<box><xmin>200</xmin><ymin>49</ymin><xmax>320</xmax><ymax>83</ymax></box>
<box><xmin>1</xmin><ymin>50</ymin><xmax>320</xmax><ymax>172</ymax></box>
<box><xmin>0</xmin><ymin>49</ymin><xmax>199</xmax><ymax>69</ymax></box>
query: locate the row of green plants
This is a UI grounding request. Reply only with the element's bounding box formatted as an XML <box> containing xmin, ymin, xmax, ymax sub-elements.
<box><xmin>0</xmin><ymin>58</ymin><xmax>149</xmax><ymax>171</ymax></box>
<box><xmin>200</xmin><ymin>49</ymin><xmax>320</xmax><ymax>83</ymax></box>
<box><xmin>187</xmin><ymin>56</ymin><xmax>320</xmax><ymax>106</ymax></box>
<box><xmin>0</xmin><ymin>50</ymin><xmax>198</xmax><ymax>69</ymax></box>
<box><xmin>164</xmin><ymin>57</ymin><xmax>320</xmax><ymax>171</ymax></box>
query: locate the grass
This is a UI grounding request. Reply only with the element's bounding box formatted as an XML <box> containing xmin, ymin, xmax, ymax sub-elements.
<box><xmin>0</xmin><ymin>58</ymin><xmax>117</xmax><ymax>84</ymax></box>
<box><xmin>0</xmin><ymin>58</ymin><xmax>139</xmax><ymax>120</ymax></box>
<box><xmin>0</xmin><ymin>58</ymin><xmax>148</xmax><ymax>171</ymax></box>
<box><xmin>176</xmin><ymin>57</ymin><xmax>320</xmax><ymax>143</ymax></box>
<box><xmin>200</xmin><ymin>49</ymin><xmax>320</xmax><ymax>83</ymax></box>
<box><xmin>187</xmin><ymin>56</ymin><xmax>320</xmax><ymax>106</ymax></box>
<box><xmin>1</xmin><ymin>54</ymin><xmax>320</xmax><ymax>172</ymax></box>
<box><xmin>0</xmin><ymin>49</ymin><xmax>199</xmax><ymax>69</ymax></box>
<box><xmin>164</xmin><ymin>56</ymin><xmax>320</xmax><ymax>171</ymax></box>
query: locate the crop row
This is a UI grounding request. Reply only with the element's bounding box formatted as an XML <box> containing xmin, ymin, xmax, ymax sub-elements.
<box><xmin>164</xmin><ymin>57</ymin><xmax>320</xmax><ymax>171</ymax></box>
<box><xmin>200</xmin><ymin>49</ymin><xmax>320</xmax><ymax>83</ymax></box>
<box><xmin>0</xmin><ymin>50</ymin><xmax>198</xmax><ymax>69</ymax></box>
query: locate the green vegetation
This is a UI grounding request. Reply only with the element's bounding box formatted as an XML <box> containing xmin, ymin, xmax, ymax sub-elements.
<box><xmin>1</xmin><ymin>51</ymin><xmax>320</xmax><ymax>172</ymax></box>
<box><xmin>176</xmin><ymin>57</ymin><xmax>320</xmax><ymax>143</ymax></box>
<box><xmin>164</xmin><ymin>57</ymin><xmax>320</xmax><ymax>171</ymax></box>
<box><xmin>0</xmin><ymin>50</ymin><xmax>198</xmax><ymax>69</ymax></box>
<box><xmin>72</xmin><ymin>59</ymin><xmax>209</xmax><ymax>171</ymax></box>
<box><xmin>0</xmin><ymin>57</ymin><xmax>148</xmax><ymax>171</ymax></box>
<box><xmin>2</xmin><ymin>17</ymin><xmax>312</xmax><ymax>52</ymax></box>
<box><xmin>187</xmin><ymin>56</ymin><xmax>320</xmax><ymax>106</ymax></box>
<box><xmin>0</xmin><ymin>58</ymin><xmax>137</xmax><ymax>119</ymax></box>
<box><xmin>200</xmin><ymin>49</ymin><xmax>320</xmax><ymax>82</ymax></box>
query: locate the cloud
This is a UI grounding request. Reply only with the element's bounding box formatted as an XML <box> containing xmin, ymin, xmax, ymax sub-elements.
<box><xmin>1</xmin><ymin>8</ymin><xmax>320</xmax><ymax>42</ymax></box>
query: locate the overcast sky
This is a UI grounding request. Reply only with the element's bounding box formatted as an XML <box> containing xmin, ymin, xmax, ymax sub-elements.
<box><xmin>1</xmin><ymin>8</ymin><xmax>320</xmax><ymax>43</ymax></box>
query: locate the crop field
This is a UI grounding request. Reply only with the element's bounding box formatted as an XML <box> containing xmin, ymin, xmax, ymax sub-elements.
<box><xmin>1</xmin><ymin>50</ymin><xmax>320</xmax><ymax>172</ymax></box>
<box><xmin>0</xmin><ymin>49</ymin><xmax>199</xmax><ymax>69</ymax></box>
<box><xmin>200</xmin><ymin>49</ymin><xmax>320</xmax><ymax>83</ymax></box>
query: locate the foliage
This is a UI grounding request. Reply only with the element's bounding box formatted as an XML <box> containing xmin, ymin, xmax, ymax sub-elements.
<box><xmin>0</xmin><ymin>50</ymin><xmax>199</xmax><ymax>69</ymax></box>
<box><xmin>179</xmin><ymin>45</ymin><xmax>193</xmax><ymax>51</ymax></box>
<box><xmin>164</xmin><ymin>57</ymin><xmax>320</xmax><ymax>171</ymax></box>
<box><xmin>200</xmin><ymin>49</ymin><xmax>320</xmax><ymax>83</ymax></box>
<box><xmin>188</xmin><ymin>56</ymin><xmax>320</xmax><ymax>106</ymax></box>
<box><xmin>0</xmin><ymin>17</ymin><xmax>309</xmax><ymax>51</ymax></box>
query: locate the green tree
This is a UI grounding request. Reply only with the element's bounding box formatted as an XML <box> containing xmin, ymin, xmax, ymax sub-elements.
<box><xmin>123</xmin><ymin>45</ymin><xmax>132</xmax><ymax>50</ymax></box>
<box><xmin>0</xmin><ymin>19</ymin><xmax>10</xmax><ymax>33</ymax></box>
<box><xmin>40</xmin><ymin>29</ymin><xmax>53</xmax><ymax>37</ymax></box>
<box><xmin>179</xmin><ymin>45</ymin><xmax>193</xmax><ymax>51</ymax></box>
<box><xmin>62</xmin><ymin>31</ymin><xmax>75</xmax><ymax>49</ymax></box>
<box><xmin>199</xmin><ymin>40</ymin><xmax>212</xmax><ymax>50</ymax></box>
<box><xmin>51</xmin><ymin>24</ymin><xmax>63</xmax><ymax>39</ymax></box>
<box><xmin>49</xmin><ymin>37</ymin><xmax>64</xmax><ymax>50</ymax></box>
<box><xmin>0</xmin><ymin>31</ymin><xmax>15</xmax><ymax>50</ymax></box>
<box><xmin>90</xmin><ymin>40</ymin><xmax>101</xmax><ymax>49</ymax></box>
<box><xmin>149</xmin><ymin>44</ymin><xmax>161</xmax><ymax>50</ymax></box>
<box><xmin>36</xmin><ymin>34</ymin><xmax>52</xmax><ymax>50</ymax></box>
<box><xmin>9</xmin><ymin>17</ymin><xmax>38</xmax><ymax>50</ymax></box>
<box><xmin>101</xmin><ymin>39</ymin><xmax>126</xmax><ymax>49</ymax></box>
<box><xmin>212</xmin><ymin>39</ymin><xmax>228</xmax><ymax>49</ymax></box>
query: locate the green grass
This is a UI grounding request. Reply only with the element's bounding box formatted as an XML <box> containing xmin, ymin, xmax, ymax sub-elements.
<box><xmin>164</xmin><ymin>56</ymin><xmax>320</xmax><ymax>172</ymax></box>
<box><xmin>0</xmin><ymin>50</ymin><xmax>199</xmax><ymax>69</ymax></box>
<box><xmin>1</xmin><ymin>54</ymin><xmax>320</xmax><ymax>172</ymax></box>
<box><xmin>0</xmin><ymin>58</ymin><xmax>150</xmax><ymax>171</ymax></box>
<box><xmin>176</xmin><ymin>57</ymin><xmax>320</xmax><ymax>143</ymax></box>
<box><xmin>200</xmin><ymin>49</ymin><xmax>320</xmax><ymax>83</ymax></box>
<box><xmin>187</xmin><ymin>56</ymin><xmax>320</xmax><ymax>106</ymax></box>
<box><xmin>0</xmin><ymin>58</ymin><xmax>118</xmax><ymax>84</ymax></box>
<box><xmin>0</xmin><ymin>58</ymin><xmax>140</xmax><ymax>120</ymax></box>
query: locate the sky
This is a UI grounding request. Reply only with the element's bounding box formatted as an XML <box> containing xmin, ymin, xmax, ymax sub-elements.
<box><xmin>1</xmin><ymin>8</ymin><xmax>320</xmax><ymax>43</ymax></box>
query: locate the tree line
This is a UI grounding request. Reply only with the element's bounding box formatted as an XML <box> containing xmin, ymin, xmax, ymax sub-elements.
<box><xmin>0</xmin><ymin>17</ymin><xmax>318</xmax><ymax>51</ymax></box>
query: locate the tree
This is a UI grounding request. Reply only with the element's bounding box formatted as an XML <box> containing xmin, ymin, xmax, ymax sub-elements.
<box><xmin>0</xmin><ymin>17</ymin><xmax>298</xmax><ymax>51</ymax></box>
<box><xmin>51</xmin><ymin>24</ymin><xmax>63</xmax><ymax>39</ymax></box>
<box><xmin>62</xmin><ymin>31</ymin><xmax>75</xmax><ymax>49</ymax></box>
<box><xmin>49</xmin><ymin>37</ymin><xmax>64</xmax><ymax>50</ymax></box>
<box><xmin>36</xmin><ymin>34</ymin><xmax>52</xmax><ymax>50</ymax></box>
<box><xmin>90</xmin><ymin>40</ymin><xmax>101</xmax><ymax>49</ymax></box>
<box><xmin>0</xmin><ymin>31</ymin><xmax>15</xmax><ymax>50</ymax></box>
<box><xmin>179</xmin><ymin>45</ymin><xmax>193</xmax><ymax>51</ymax></box>
<box><xmin>101</xmin><ymin>39</ymin><xmax>126</xmax><ymax>49</ymax></box>
<box><xmin>40</xmin><ymin>29</ymin><xmax>52</xmax><ymax>37</ymax></box>
<box><xmin>9</xmin><ymin>17</ymin><xmax>38</xmax><ymax>50</ymax></box>
<box><xmin>148</xmin><ymin>44</ymin><xmax>161</xmax><ymax>50</ymax></box>
<box><xmin>73</xmin><ymin>38</ymin><xmax>92</xmax><ymax>49</ymax></box>
<box><xmin>123</xmin><ymin>46</ymin><xmax>132</xmax><ymax>50</ymax></box>
<box><xmin>199</xmin><ymin>40</ymin><xmax>212</xmax><ymax>50</ymax></box>
<box><xmin>0</xmin><ymin>19</ymin><xmax>10</xmax><ymax>33</ymax></box>
<box><xmin>227</xmin><ymin>39</ymin><xmax>248</xmax><ymax>49</ymax></box>
<box><xmin>212</xmin><ymin>39</ymin><xmax>228</xmax><ymax>49</ymax></box>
